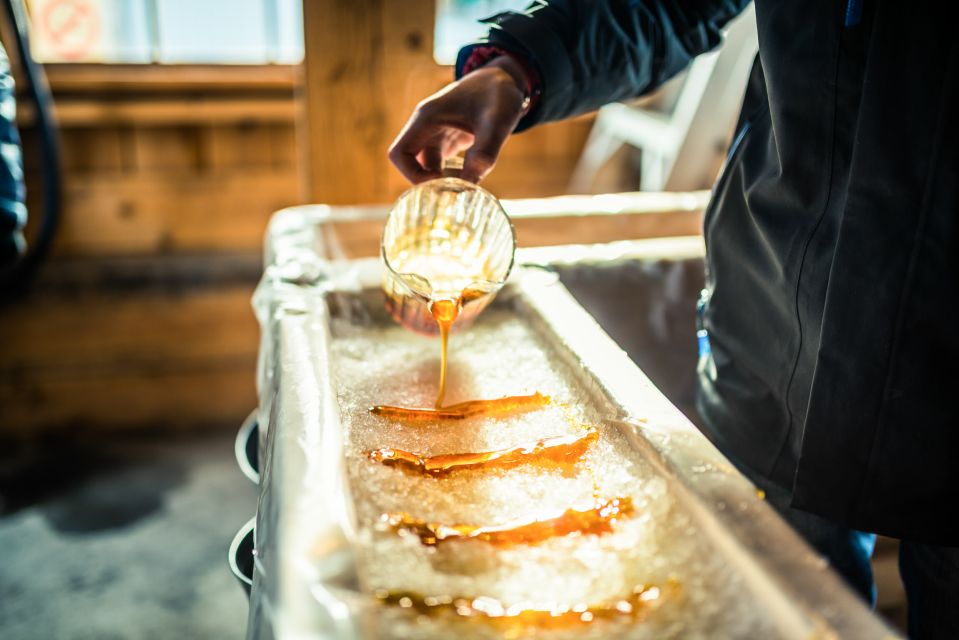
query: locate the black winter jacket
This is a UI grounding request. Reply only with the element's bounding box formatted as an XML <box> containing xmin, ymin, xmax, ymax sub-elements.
<box><xmin>457</xmin><ymin>0</ymin><xmax>959</xmax><ymax>545</ymax></box>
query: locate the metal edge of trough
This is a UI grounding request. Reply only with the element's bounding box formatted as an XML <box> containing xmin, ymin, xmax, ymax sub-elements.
<box><xmin>253</xmin><ymin>204</ymin><xmax>900</xmax><ymax>640</ymax></box>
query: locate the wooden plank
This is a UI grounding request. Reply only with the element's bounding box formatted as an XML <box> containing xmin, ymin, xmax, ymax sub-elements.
<box><xmin>483</xmin><ymin>154</ymin><xmax>589</xmax><ymax>198</ymax></box>
<box><xmin>268</xmin><ymin>123</ymin><xmax>299</xmax><ymax>169</ymax></box>
<box><xmin>24</xmin><ymin>169</ymin><xmax>301</xmax><ymax>256</ymax></box>
<box><xmin>132</xmin><ymin>126</ymin><xmax>204</xmax><ymax>172</ymax></box>
<box><xmin>303</xmin><ymin>0</ymin><xmax>391</xmax><ymax>204</ymax></box>
<box><xmin>206</xmin><ymin>123</ymin><xmax>279</xmax><ymax>170</ymax></box>
<box><xmin>58</xmin><ymin>127</ymin><xmax>126</xmax><ymax>174</ymax></box>
<box><xmin>42</xmin><ymin>64</ymin><xmax>300</xmax><ymax>93</ymax></box>
<box><xmin>514</xmin><ymin>210</ymin><xmax>702</xmax><ymax>246</ymax></box>
<box><xmin>26</xmin><ymin>253</ymin><xmax>263</xmax><ymax>293</ymax></box>
<box><xmin>18</xmin><ymin>96</ymin><xmax>297</xmax><ymax>127</ymax></box>
<box><xmin>377</xmin><ymin>1</ymin><xmax>444</xmax><ymax>149</ymax></box>
<box><xmin>0</xmin><ymin>286</ymin><xmax>258</xmax><ymax>373</ymax></box>
<box><xmin>0</xmin><ymin>283</ymin><xmax>259</xmax><ymax>434</ymax></box>
<box><xmin>0</xmin><ymin>365</ymin><xmax>256</xmax><ymax>433</ymax></box>
<box><xmin>303</xmin><ymin>0</ymin><xmax>594</xmax><ymax>204</ymax></box>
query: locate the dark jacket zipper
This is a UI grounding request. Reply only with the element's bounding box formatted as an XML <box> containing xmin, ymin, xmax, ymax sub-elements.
<box><xmin>706</xmin><ymin>118</ymin><xmax>753</xmax><ymax>229</ymax></box>
<box><xmin>698</xmin><ymin>118</ymin><xmax>755</xmax><ymax>358</ymax></box>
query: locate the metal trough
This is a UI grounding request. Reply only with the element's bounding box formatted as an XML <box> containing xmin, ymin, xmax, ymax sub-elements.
<box><xmin>245</xmin><ymin>204</ymin><xmax>898</xmax><ymax>640</ymax></box>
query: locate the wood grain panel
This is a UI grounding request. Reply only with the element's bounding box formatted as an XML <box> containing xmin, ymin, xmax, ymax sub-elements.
<box><xmin>43</xmin><ymin>64</ymin><xmax>299</xmax><ymax>93</ymax></box>
<box><xmin>0</xmin><ymin>366</ymin><xmax>256</xmax><ymax>433</ymax></box>
<box><xmin>0</xmin><ymin>284</ymin><xmax>258</xmax><ymax>434</ymax></box>
<box><xmin>267</xmin><ymin>123</ymin><xmax>299</xmax><ymax>169</ymax></box>
<box><xmin>18</xmin><ymin>96</ymin><xmax>298</xmax><ymax>127</ymax></box>
<box><xmin>26</xmin><ymin>169</ymin><xmax>300</xmax><ymax>256</ymax></box>
<box><xmin>303</xmin><ymin>0</ymin><xmax>596</xmax><ymax>204</ymax></box>
<box><xmin>514</xmin><ymin>210</ymin><xmax>702</xmax><ymax>247</ymax></box>
<box><xmin>206</xmin><ymin>123</ymin><xmax>278</xmax><ymax>170</ymax></box>
<box><xmin>303</xmin><ymin>0</ymin><xmax>391</xmax><ymax>204</ymax></box>
<box><xmin>59</xmin><ymin>127</ymin><xmax>126</xmax><ymax>173</ymax></box>
<box><xmin>133</xmin><ymin>126</ymin><xmax>204</xmax><ymax>172</ymax></box>
<box><xmin>1</xmin><ymin>287</ymin><xmax>258</xmax><ymax>372</ymax></box>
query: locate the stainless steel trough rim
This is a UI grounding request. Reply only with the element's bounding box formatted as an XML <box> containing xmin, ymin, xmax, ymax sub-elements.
<box><xmin>253</xmin><ymin>201</ymin><xmax>900</xmax><ymax>639</ymax></box>
<box><xmin>256</xmin><ymin>251</ymin><xmax>900</xmax><ymax>640</ymax></box>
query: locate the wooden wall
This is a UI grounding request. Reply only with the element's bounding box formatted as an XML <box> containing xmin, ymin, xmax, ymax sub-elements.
<box><xmin>302</xmin><ymin>0</ymin><xmax>595</xmax><ymax>205</ymax></box>
<box><xmin>20</xmin><ymin>64</ymin><xmax>304</xmax><ymax>256</ymax></box>
<box><xmin>0</xmin><ymin>2</ymin><xmax>597</xmax><ymax>436</ymax></box>
<box><xmin>0</xmin><ymin>65</ymin><xmax>302</xmax><ymax>435</ymax></box>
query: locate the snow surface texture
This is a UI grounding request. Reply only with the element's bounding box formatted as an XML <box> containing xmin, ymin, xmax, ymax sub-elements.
<box><xmin>327</xmin><ymin>296</ymin><xmax>781</xmax><ymax>639</ymax></box>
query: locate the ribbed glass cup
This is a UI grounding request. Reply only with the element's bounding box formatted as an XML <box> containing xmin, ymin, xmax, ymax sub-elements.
<box><xmin>381</xmin><ymin>175</ymin><xmax>516</xmax><ymax>335</ymax></box>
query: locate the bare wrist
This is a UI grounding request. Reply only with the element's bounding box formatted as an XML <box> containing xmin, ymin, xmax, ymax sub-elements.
<box><xmin>483</xmin><ymin>55</ymin><xmax>531</xmax><ymax>98</ymax></box>
<box><xmin>460</xmin><ymin>46</ymin><xmax>541</xmax><ymax>116</ymax></box>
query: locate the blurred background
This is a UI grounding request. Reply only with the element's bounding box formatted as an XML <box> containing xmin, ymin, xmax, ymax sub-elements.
<box><xmin>1</xmin><ymin>0</ymin><xmax>750</xmax><ymax>439</ymax></box>
<box><xmin>0</xmin><ymin>1</ymin><xmax>906</xmax><ymax>638</ymax></box>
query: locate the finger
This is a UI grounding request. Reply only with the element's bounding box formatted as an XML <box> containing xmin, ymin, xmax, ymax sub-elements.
<box><xmin>442</xmin><ymin>129</ymin><xmax>474</xmax><ymax>158</ymax></box>
<box><xmin>419</xmin><ymin>146</ymin><xmax>443</xmax><ymax>175</ymax></box>
<box><xmin>461</xmin><ymin>115</ymin><xmax>517</xmax><ymax>183</ymax></box>
<box><xmin>388</xmin><ymin>114</ymin><xmax>446</xmax><ymax>183</ymax></box>
<box><xmin>389</xmin><ymin>141</ymin><xmax>441</xmax><ymax>184</ymax></box>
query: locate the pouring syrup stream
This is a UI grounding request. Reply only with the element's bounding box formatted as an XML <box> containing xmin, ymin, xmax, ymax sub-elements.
<box><xmin>429</xmin><ymin>298</ymin><xmax>458</xmax><ymax>407</ymax></box>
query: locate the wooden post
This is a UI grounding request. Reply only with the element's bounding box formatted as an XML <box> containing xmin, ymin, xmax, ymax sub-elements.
<box><xmin>301</xmin><ymin>0</ymin><xmax>439</xmax><ymax>204</ymax></box>
<box><xmin>300</xmin><ymin>0</ymin><xmax>595</xmax><ymax>204</ymax></box>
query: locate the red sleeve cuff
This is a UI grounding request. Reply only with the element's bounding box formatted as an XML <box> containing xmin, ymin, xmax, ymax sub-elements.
<box><xmin>460</xmin><ymin>46</ymin><xmax>542</xmax><ymax>114</ymax></box>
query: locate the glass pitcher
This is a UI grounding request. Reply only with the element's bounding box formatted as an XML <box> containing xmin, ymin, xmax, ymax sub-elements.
<box><xmin>381</xmin><ymin>159</ymin><xmax>516</xmax><ymax>335</ymax></box>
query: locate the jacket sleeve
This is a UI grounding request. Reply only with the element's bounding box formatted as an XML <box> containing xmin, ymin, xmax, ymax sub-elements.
<box><xmin>455</xmin><ymin>0</ymin><xmax>750</xmax><ymax>132</ymax></box>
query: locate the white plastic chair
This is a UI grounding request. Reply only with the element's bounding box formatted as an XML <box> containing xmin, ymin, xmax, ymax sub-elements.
<box><xmin>569</xmin><ymin>4</ymin><xmax>758</xmax><ymax>193</ymax></box>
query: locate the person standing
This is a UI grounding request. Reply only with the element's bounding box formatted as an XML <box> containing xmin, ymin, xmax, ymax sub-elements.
<box><xmin>389</xmin><ymin>2</ymin><xmax>959</xmax><ymax>638</ymax></box>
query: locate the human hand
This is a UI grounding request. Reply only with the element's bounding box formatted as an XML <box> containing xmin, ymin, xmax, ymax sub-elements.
<box><xmin>388</xmin><ymin>56</ymin><xmax>530</xmax><ymax>184</ymax></box>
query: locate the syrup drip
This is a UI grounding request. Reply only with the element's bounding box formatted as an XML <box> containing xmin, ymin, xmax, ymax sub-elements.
<box><xmin>367</xmin><ymin>428</ymin><xmax>598</xmax><ymax>477</ymax></box>
<box><xmin>375</xmin><ymin>581</ymin><xmax>675</xmax><ymax>630</ymax></box>
<box><xmin>382</xmin><ymin>496</ymin><xmax>634</xmax><ymax>548</ymax></box>
<box><xmin>429</xmin><ymin>298</ymin><xmax>459</xmax><ymax>408</ymax></box>
<box><xmin>370</xmin><ymin>392</ymin><xmax>550</xmax><ymax>421</ymax></box>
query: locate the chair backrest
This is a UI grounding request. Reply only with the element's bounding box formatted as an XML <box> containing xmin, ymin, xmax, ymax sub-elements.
<box><xmin>667</xmin><ymin>48</ymin><xmax>723</xmax><ymax>145</ymax></box>
<box><xmin>568</xmin><ymin>3</ymin><xmax>758</xmax><ymax>193</ymax></box>
<box><xmin>664</xmin><ymin>3</ymin><xmax>758</xmax><ymax>190</ymax></box>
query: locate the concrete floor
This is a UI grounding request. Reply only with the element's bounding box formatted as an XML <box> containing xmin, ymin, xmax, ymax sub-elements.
<box><xmin>0</xmin><ymin>429</ymin><xmax>257</xmax><ymax>640</ymax></box>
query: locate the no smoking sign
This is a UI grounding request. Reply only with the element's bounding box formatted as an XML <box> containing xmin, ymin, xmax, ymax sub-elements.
<box><xmin>29</xmin><ymin>0</ymin><xmax>101</xmax><ymax>62</ymax></box>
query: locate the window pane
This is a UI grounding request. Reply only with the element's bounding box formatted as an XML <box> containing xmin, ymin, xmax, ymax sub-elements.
<box><xmin>28</xmin><ymin>0</ymin><xmax>152</xmax><ymax>63</ymax></box>
<box><xmin>155</xmin><ymin>0</ymin><xmax>268</xmax><ymax>64</ymax></box>
<box><xmin>434</xmin><ymin>0</ymin><xmax>529</xmax><ymax>65</ymax></box>
<box><xmin>272</xmin><ymin>0</ymin><xmax>303</xmax><ymax>64</ymax></box>
<box><xmin>26</xmin><ymin>0</ymin><xmax>303</xmax><ymax>64</ymax></box>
